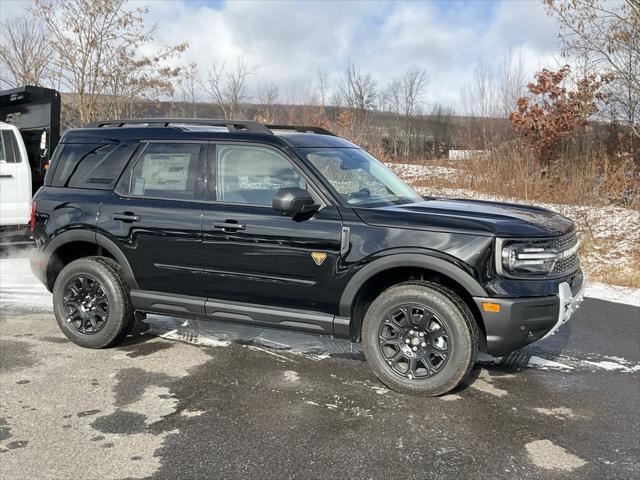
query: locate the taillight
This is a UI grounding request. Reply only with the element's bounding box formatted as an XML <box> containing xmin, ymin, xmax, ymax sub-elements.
<box><xmin>30</xmin><ymin>200</ymin><xmax>37</xmax><ymax>233</ymax></box>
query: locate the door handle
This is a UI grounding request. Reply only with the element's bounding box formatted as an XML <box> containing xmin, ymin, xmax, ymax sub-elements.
<box><xmin>213</xmin><ymin>221</ymin><xmax>246</xmax><ymax>231</ymax></box>
<box><xmin>112</xmin><ymin>212</ymin><xmax>141</xmax><ymax>222</ymax></box>
<box><xmin>0</xmin><ymin>174</ymin><xmax>13</xmax><ymax>179</ymax></box>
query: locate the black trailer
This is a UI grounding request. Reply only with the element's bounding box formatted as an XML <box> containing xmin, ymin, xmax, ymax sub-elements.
<box><xmin>0</xmin><ymin>86</ymin><xmax>61</xmax><ymax>190</ymax></box>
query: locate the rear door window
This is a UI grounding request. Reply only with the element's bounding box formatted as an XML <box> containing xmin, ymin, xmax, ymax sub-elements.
<box><xmin>124</xmin><ymin>143</ymin><xmax>206</xmax><ymax>201</ymax></box>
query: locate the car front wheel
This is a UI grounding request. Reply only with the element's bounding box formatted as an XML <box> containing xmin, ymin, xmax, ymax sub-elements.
<box><xmin>362</xmin><ymin>281</ymin><xmax>477</xmax><ymax>396</ymax></box>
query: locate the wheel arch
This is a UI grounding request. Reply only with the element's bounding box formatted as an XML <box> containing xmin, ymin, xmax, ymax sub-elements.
<box><xmin>340</xmin><ymin>254</ymin><xmax>488</xmax><ymax>349</ymax></box>
<box><xmin>44</xmin><ymin>230</ymin><xmax>138</xmax><ymax>291</ymax></box>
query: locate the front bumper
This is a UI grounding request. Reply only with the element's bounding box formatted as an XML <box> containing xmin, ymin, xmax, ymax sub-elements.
<box><xmin>474</xmin><ymin>271</ymin><xmax>585</xmax><ymax>356</ymax></box>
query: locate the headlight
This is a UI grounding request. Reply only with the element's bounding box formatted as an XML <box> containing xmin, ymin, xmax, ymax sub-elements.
<box><xmin>501</xmin><ymin>242</ymin><xmax>559</xmax><ymax>275</ymax></box>
<box><xmin>496</xmin><ymin>236</ymin><xmax>580</xmax><ymax>278</ymax></box>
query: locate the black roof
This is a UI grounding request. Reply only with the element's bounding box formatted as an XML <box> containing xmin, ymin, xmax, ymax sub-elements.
<box><xmin>62</xmin><ymin>118</ymin><xmax>359</xmax><ymax>148</ymax></box>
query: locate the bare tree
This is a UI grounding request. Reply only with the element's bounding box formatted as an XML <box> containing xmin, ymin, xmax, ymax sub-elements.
<box><xmin>399</xmin><ymin>67</ymin><xmax>428</xmax><ymax>156</ymax></box>
<box><xmin>335</xmin><ymin>62</ymin><xmax>377</xmax><ymax>143</ymax></box>
<box><xmin>546</xmin><ymin>0</ymin><xmax>640</xmax><ymax>134</ymax></box>
<box><xmin>178</xmin><ymin>63</ymin><xmax>201</xmax><ymax>118</ymax></box>
<box><xmin>33</xmin><ymin>0</ymin><xmax>187</xmax><ymax>126</ymax></box>
<box><xmin>315</xmin><ymin>69</ymin><xmax>329</xmax><ymax>106</ymax></box>
<box><xmin>0</xmin><ymin>15</ymin><xmax>53</xmax><ymax>88</ymax></box>
<box><xmin>101</xmin><ymin>42</ymin><xmax>186</xmax><ymax>120</ymax></box>
<box><xmin>381</xmin><ymin>78</ymin><xmax>403</xmax><ymax>156</ymax></box>
<box><xmin>399</xmin><ymin>67</ymin><xmax>428</xmax><ymax>118</ymax></box>
<box><xmin>499</xmin><ymin>47</ymin><xmax>527</xmax><ymax>118</ymax></box>
<box><xmin>201</xmin><ymin>58</ymin><xmax>256</xmax><ymax>119</ymax></box>
<box><xmin>382</xmin><ymin>66</ymin><xmax>428</xmax><ymax>156</ymax></box>
<box><xmin>336</xmin><ymin>61</ymin><xmax>377</xmax><ymax>111</ymax></box>
<box><xmin>431</xmin><ymin>104</ymin><xmax>455</xmax><ymax>157</ymax></box>
<box><xmin>255</xmin><ymin>82</ymin><xmax>279</xmax><ymax>123</ymax></box>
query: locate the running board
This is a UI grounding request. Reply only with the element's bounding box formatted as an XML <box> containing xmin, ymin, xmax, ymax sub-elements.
<box><xmin>130</xmin><ymin>290</ymin><xmax>349</xmax><ymax>337</ymax></box>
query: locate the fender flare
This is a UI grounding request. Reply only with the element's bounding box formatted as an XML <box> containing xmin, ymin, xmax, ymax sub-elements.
<box><xmin>44</xmin><ymin>230</ymin><xmax>139</xmax><ymax>289</ymax></box>
<box><xmin>339</xmin><ymin>253</ymin><xmax>487</xmax><ymax>317</ymax></box>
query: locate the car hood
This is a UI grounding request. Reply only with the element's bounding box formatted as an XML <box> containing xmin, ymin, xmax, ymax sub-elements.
<box><xmin>354</xmin><ymin>198</ymin><xmax>574</xmax><ymax>237</ymax></box>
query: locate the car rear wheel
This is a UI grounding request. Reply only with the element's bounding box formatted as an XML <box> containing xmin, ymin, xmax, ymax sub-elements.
<box><xmin>362</xmin><ymin>281</ymin><xmax>477</xmax><ymax>396</ymax></box>
<box><xmin>53</xmin><ymin>256</ymin><xmax>133</xmax><ymax>348</ymax></box>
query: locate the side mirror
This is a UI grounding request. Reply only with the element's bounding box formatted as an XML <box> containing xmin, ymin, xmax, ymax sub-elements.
<box><xmin>272</xmin><ymin>188</ymin><xmax>319</xmax><ymax>216</ymax></box>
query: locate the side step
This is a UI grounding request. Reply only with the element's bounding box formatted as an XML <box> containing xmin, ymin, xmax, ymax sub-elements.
<box><xmin>130</xmin><ymin>290</ymin><xmax>345</xmax><ymax>336</ymax></box>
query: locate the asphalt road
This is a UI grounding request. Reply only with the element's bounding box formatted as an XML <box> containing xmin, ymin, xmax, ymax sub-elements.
<box><xmin>0</xmin><ymin>260</ymin><xmax>639</xmax><ymax>479</ymax></box>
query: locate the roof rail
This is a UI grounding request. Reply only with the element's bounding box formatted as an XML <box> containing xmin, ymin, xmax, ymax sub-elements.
<box><xmin>266</xmin><ymin>124</ymin><xmax>335</xmax><ymax>136</ymax></box>
<box><xmin>86</xmin><ymin>118</ymin><xmax>272</xmax><ymax>134</ymax></box>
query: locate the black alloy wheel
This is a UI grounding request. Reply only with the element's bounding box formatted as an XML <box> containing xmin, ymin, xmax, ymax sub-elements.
<box><xmin>63</xmin><ymin>275</ymin><xmax>110</xmax><ymax>335</ymax></box>
<box><xmin>362</xmin><ymin>282</ymin><xmax>477</xmax><ymax>396</ymax></box>
<box><xmin>53</xmin><ymin>257</ymin><xmax>134</xmax><ymax>348</ymax></box>
<box><xmin>378</xmin><ymin>304</ymin><xmax>450</xmax><ymax>380</ymax></box>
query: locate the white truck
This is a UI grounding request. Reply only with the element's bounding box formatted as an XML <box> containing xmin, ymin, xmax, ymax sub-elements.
<box><xmin>0</xmin><ymin>122</ymin><xmax>32</xmax><ymax>244</ymax></box>
<box><xmin>0</xmin><ymin>86</ymin><xmax>60</xmax><ymax>245</ymax></box>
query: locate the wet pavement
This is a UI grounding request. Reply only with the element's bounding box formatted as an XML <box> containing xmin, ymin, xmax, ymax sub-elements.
<box><xmin>1</xmin><ymin>294</ymin><xmax>639</xmax><ymax>479</ymax></box>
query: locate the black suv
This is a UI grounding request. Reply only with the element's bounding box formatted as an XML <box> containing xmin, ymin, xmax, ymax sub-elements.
<box><xmin>30</xmin><ymin>119</ymin><xmax>585</xmax><ymax>395</ymax></box>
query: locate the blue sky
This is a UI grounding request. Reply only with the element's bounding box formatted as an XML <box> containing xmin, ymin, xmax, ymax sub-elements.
<box><xmin>0</xmin><ymin>0</ymin><xmax>563</xmax><ymax>110</ymax></box>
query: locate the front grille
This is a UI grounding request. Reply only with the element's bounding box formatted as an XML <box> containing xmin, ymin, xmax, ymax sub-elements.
<box><xmin>550</xmin><ymin>231</ymin><xmax>578</xmax><ymax>250</ymax></box>
<box><xmin>551</xmin><ymin>231</ymin><xmax>580</xmax><ymax>275</ymax></box>
<box><xmin>553</xmin><ymin>253</ymin><xmax>580</xmax><ymax>275</ymax></box>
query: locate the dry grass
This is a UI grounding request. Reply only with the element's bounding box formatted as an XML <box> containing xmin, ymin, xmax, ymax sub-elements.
<box><xmin>589</xmin><ymin>246</ymin><xmax>640</xmax><ymax>288</ymax></box>
<box><xmin>460</xmin><ymin>145</ymin><xmax>639</xmax><ymax>209</ymax></box>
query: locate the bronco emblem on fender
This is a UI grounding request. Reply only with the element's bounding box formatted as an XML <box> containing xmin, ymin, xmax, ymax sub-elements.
<box><xmin>311</xmin><ymin>252</ymin><xmax>327</xmax><ymax>266</ymax></box>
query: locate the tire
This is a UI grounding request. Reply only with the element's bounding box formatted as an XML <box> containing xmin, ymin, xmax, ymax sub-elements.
<box><xmin>362</xmin><ymin>281</ymin><xmax>477</xmax><ymax>396</ymax></box>
<box><xmin>52</xmin><ymin>256</ymin><xmax>134</xmax><ymax>348</ymax></box>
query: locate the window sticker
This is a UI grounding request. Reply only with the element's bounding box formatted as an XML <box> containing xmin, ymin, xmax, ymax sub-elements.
<box><xmin>133</xmin><ymin>178</ymin><xmax>145</xmax><ymax>196</ymax></box>
<box><xmin>140</xmin><ymin>153</ymin><xmax>191</xmax><ymax>191</ymax></box>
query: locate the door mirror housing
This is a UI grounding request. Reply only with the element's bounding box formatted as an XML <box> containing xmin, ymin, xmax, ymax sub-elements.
<box><xmin>272</xmin><ymin>188</ymin><xmax>319</xmax><ymax>215</ymax></box>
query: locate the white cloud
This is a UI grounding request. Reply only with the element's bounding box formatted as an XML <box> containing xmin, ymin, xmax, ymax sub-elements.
<box><xmin>2</xmin><ymin>0</ymin><xmax>564</xmax><ymax>110</ymax></box>
<box><xmin>0</xmin><ymin>0</ymin><xmax>30</xmax><ymax>21</ymax></box>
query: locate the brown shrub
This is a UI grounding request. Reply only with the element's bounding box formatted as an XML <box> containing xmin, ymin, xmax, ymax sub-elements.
<box><xmin>457</xmin><ymin>144</ymin><xmax>639</xmax><ymax>209</ymax></box>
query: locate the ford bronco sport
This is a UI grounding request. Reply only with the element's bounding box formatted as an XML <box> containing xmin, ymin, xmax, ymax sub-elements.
<box><xmin>30</xmin><ymin>119</ymin><xmax>585</xmax><ymax>396</ymax></box>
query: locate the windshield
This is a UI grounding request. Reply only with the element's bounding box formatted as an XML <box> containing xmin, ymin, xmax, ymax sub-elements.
<box><xmin>302</xmin><ymin>148</ymin><xmax>422</xmax><ymax>207</ymax></box>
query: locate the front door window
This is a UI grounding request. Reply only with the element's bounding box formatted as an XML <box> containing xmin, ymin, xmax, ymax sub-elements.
<box><xmin>216</xmin><ymin>145</ymin><xmax>306</xmax><ymax>205</ymax></box>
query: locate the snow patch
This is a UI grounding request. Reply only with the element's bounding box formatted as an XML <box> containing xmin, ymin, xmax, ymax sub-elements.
<box><xmin>528</xmin><ymin>356</ymin><xmax>574</xmax><ymax>370</ymax></box>
<box><xmin>372</xmin><ymin>386</ymin><xmax>389</xmax><ymax>395</ymax></box>
<box><xmin>180</xmin><ymin>410</ymin><xmax>205</xmax><ymax>418</ymax></box>
<box><xmin>440</xmin><ymin>394</ymin><xmax>462</xmax><ymax>401</ymax></box>
<box><xmin>583</xmin><ymin>360</ymin><xmax>640</xmax><ymax>373</ymax></box>
<box><xmin>283</xmin><ymin>370</ymin><xmax>300</xmax><ymax>382</ymax></box>
<box><xmin>533</xmin><ymin>407</ymin><xmax>576</xmax><ymax>419</ymax></box>
<box><xmin>585</xmin><ymin>282</ymin><xmax>640</xmax><ymax>307</ymax></box>
<box><xmin>150</xmin><ymin>328</ymin><xmax>231</xmax><ymax>348</ymax></box>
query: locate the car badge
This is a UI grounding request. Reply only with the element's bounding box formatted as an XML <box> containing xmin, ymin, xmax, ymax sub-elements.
<box><xmin>311</xmin><ymin>252</ymin><xmax>327</xmax><ymax>266</ymax></box>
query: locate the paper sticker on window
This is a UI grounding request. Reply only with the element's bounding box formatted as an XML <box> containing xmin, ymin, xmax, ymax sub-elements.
<box><xmin>133</xmin><ymin>178</ymin><xmax>145</xmax><ymax>195</ymax></box>
<box><xmin>140</xmin><ymin>153</ymin><xmax>191</xmax><ymax>191</ymax></box>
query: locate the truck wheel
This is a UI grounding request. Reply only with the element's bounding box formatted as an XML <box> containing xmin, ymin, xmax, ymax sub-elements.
<box><xmin>362</xmin><ymin>281</ymin><xmax>477</xmax><ymax>396</ymax></box>
<box><xmin>52</xmin><ymin>256</ymin><xmax>134</xmax><ymax>348</ymax></box>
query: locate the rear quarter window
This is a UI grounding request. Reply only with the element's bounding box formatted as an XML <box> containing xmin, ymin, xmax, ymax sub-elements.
<box><xmin>50</xmin><ymin>142</ymin><xmax>138</xmax><ymax>189</ymax></box>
